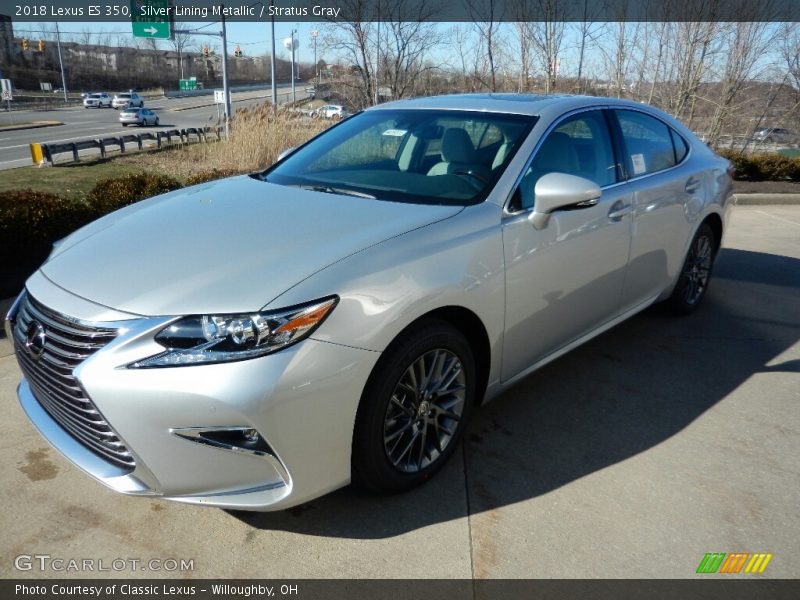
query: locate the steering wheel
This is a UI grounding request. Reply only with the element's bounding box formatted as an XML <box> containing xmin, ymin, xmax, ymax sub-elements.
<box><xmin>452</xmin><ymin>169</ymin><xmax>489</xmax><ymax>188</ymax></box>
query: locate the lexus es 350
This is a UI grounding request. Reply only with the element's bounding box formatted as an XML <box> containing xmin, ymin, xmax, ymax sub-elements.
<box><xmin>6</xmin><ymin>94</ymin><xmax>733</xmax><ymax>510</ymax></box>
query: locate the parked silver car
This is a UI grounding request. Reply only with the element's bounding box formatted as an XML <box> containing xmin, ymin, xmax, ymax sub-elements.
<box><xmin>119</xmin><ymin>107</ymin><xmax>159</xmax><ymax>127</ymax></box>
<box><xmin>6</xmin><ymin>94</ymin><xmax>733</xmax><ymax>511</ymax></box>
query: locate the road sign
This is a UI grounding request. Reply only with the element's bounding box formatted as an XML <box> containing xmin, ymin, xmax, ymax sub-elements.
<box><xmin>214</xmin><ymin>90</ymin><xmax>226</xmax><ymax>104</ymax></box>
<box><xmin>131</xmin><ymin>0</ymin><xmax>173</xmax><ymax>40</ymax></box>
<box><xmin>1</xmin><ymin>79</ymin><xmax>12</xmax><ymax>101</ymax></box>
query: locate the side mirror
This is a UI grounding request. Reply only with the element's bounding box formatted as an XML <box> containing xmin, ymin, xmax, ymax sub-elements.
<box><xmin>529</xmin><ymin>172</ymin><xmax>601</xmax><ymax>230</ymax></box>
<box><xmin>277</xmin><ymin>147</ymin><xmax>296</xmax><ymax>162</ymax></box>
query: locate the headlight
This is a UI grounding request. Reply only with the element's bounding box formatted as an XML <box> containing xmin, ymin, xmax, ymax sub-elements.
<box><xmin>129</xmin><ymin>296</ymin><xmax>337</xmax><ymax>368</ymax></box>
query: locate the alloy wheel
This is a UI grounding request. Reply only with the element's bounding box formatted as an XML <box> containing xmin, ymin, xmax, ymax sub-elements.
<box><xmin>383</xmin><ymin>348</ymin><xmax>466</xmax><ymax>473</ymax></box>
<box><xmin>682</xmin><ymin>232</ymin><xmax>713</xmax><ymax>305</ymax></box>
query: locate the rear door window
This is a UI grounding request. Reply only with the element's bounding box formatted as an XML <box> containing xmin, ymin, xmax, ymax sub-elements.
<box><xmin>614</xmin><ymin>110</ymin><xmax>678</xmax><ymax>176</ymax></box>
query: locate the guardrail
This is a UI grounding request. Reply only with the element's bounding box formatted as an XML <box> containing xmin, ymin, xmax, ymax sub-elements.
<box><xmin>31</xmin><ymin>126</ymin><xmax>221</xmax><ymax>166</ymax></box>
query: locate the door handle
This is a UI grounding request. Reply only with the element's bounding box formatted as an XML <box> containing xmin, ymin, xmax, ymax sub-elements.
<box><xmin>608</xmin><ymin>203</ymin><xmax>633</xmax><ymax>220</ymax></box>
<box><xmin>685</xmin><ymin>177</ymin><xmax>701</xmax><ymax>193</ymax></box>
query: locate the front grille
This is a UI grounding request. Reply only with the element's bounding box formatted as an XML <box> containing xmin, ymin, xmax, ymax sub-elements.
<box><xmin>12</xmin><ymin>294</ymin><xmax>136</xmax><ymax>470</ymax></box>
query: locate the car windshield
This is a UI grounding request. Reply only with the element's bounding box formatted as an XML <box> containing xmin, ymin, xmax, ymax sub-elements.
<box><xmin>89</xmin><ymin>94</ymin><xmax>102</xmax><ymax>98</ymax></box>
<box><xmin>118</xmin><ymin>94</ymin><xmax>131</xmax><ymax>98</ymax></box>
<box><xmin>260</xmin><ymin>109</ymin><xmax>536</xmax><ymax>205</ymax></box>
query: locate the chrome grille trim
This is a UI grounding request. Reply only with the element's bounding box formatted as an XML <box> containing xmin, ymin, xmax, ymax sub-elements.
<box><xmin>12</xmin><ymin>294</ymin><xmax>136</xmax><ymax>470</ymax></box>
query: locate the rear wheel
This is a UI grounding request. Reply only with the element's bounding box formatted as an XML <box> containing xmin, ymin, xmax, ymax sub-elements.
<box><xmin>666</xmin><ymin>223</ymin><xmax>716</xmax><ymax>315</ymax></box>
<box><xmin>352</xmin><ymin>320</ymin><xmax>476</xmax><ymax>493</ymax></box>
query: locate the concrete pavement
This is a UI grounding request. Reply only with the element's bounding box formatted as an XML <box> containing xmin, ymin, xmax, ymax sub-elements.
<box><xmin>0</xmin><ymin>206</ymin><xmax>798</xmax><ymax>579</ymax></box>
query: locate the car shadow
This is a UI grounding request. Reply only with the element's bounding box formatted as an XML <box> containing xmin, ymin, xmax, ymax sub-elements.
<box><xmin>228</xmin><ymin>247</ymin><xmax>800</xmax><ymax>538</ymax></box>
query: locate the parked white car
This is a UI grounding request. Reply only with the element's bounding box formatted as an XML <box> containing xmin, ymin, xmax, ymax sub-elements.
<box><xmin>83</xmin><ymin>93</ymin><xmax>111</xmax><ymax>108</ymax></box>
<box><xmin>112</xmin><ymin>92</ymin><xmax>144</xmax><ymax>109</ymax></box>
<box><xmin>316</xmin><ymin>104</ymin><xmax>349</xmax><ymax>119</ymax></box>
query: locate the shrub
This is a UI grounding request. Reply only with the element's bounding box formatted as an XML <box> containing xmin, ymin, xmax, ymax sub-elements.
<box><xmin>717</xmin><ymin>150</ymin><xmax>800</xmax><ymax>182</ymax></box>
<box><xmin>87</xmin><ymin>172</ymin><xmax>182</xmax><ymax>214</ymax></box>
<box><xmin>0</xmin><ymin>190</ymin><xmax>95</xmax><ymax>296</ymax></box>
<box><xmin>184</xmin><ymin>168</ymin><xmax>242</xmax><ymax>186</ymax></box>
<box><xmin>717</xmin><ymin>150</ymin><xmax>762</xmax><ymax>181</ymax></box>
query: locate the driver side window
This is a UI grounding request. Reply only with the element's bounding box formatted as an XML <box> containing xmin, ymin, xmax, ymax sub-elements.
<box><xmin>514</xmin><ymin>111</ymin><xmax>618</xmax><ymax>210</ymax></box>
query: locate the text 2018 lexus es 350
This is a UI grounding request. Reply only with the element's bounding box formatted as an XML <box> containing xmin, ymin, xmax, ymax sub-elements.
<box><xmin>6</xmin><ymin>94</ymin><xmax>733</xmax><ymax>510</ymax></box>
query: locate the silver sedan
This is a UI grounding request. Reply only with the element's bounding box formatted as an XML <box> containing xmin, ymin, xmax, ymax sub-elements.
<box><xmin>6</xmin><ymin>94</ymin><xmax>733</xmax><ymax>511</ymax></box>
<box><xmin>119</xmin><ymin>107</ymin><xmax>159</xmax><ymax>127</ymax></box>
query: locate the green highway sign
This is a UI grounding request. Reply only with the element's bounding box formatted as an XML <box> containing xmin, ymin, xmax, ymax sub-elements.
<box><xmin>131</xmin><ymin>0</ymin><xmax>173</xmax><ymax>40</ymax></box>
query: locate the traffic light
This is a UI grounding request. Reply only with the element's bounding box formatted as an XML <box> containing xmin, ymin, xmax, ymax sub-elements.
<box><xmin>203</xmin><ymin>46</ymin><xmax>209</xmax><ymax>58</ymax></box>
<box><xmin>21</xmin><ymin>38</ymin><xmax>29</xmax><ymax>51</ymax></box>
<box><xmin>234</xmin><ymin>46</ymin><xmax>242</xmax><ymax>58</ymax></box>
<box><xmin>37</xmin><ymin>39</ymin><xmax>45</xmax><ymax>52</ymax></box>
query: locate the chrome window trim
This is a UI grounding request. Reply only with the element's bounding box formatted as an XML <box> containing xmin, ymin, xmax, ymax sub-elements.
<box><xmin>502</xmin><ymin>104</ymin><xmax>695</xmax><ymax>218</ymax></box>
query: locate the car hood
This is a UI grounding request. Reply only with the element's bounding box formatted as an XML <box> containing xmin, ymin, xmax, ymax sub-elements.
<box><xmin>40</xmin><ymin>176</ymin><xmax>462</xmax><ymax>316</ymax></box>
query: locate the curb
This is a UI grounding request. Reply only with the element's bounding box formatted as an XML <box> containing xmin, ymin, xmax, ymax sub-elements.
<box><xmin>0</xmin><ymin>120</ymin><xmax>64</xmax><ymax>132</ymax></box>
<box><xmin>733</xmin><ymin>193</ymin><xmax>800</xmax><ymax>205</ymax></box>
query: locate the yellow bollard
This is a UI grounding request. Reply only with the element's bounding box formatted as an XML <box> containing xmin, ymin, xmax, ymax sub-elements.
<box><xmin>29</xmin><ymin>142</ymin><xmax>44</xmax><ymax>166</ymax></box>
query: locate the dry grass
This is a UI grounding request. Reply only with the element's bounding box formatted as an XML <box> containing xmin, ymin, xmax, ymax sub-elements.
<box><xmin>118</xmin><ymin>104</ymin><xmax>330</xmax><ymax>180</ymax></box>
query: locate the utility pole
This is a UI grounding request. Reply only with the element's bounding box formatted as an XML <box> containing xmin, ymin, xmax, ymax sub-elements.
<box><xmin>220</xmin><ymin>6</ymin><xmax>232</xmax><ymax>138</ymax></box>
<box><xmin>269</xmin><ymin>0</ymin><xmax>277</xmax><ymax>106</ymax></box>
<box><xmin>55</xmin><ymin>23</ymin><xmax>68</xmax><ymax>102</ymax></box>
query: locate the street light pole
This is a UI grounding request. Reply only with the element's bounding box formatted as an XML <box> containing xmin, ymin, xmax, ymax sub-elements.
<box><xmin>270</xmin><ymin>0</ymin><xmax>277</xmax><ymax>107</ymax></box>
<box><xmin>54</xmin><ymin>22</ymin><xmax>68</xmax><ymax>102</ymax></box>
<box><xmin>311</xmin><ymin>30</ymin><xmax>318</xmax><ymax>85</ymax></box>
<box><xmin>290</xmin><ymin>28</ymin><xmax>296</xmax><ymax>104</ymax></box>
<box><xmin>220</xmin><ymin>6</ymin><xmax>232</xmax><ymax>138</ymax></box>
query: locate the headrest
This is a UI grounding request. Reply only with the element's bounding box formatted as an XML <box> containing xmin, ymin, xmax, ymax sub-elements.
<box><xmin>441</xmin><ymin>128</ymin><xmax>476</xmax><ymax>164</ymax></box>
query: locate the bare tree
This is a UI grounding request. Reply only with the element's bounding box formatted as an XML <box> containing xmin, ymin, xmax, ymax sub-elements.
<box><xmin>706</xmin><ymin>18</ymin><xmax>780</xmax><ymax>145</ymax></box>
<box><xmin>170</xmin><ymin>30</ymin><xmax>192</xmax><ymax>80</ymax></box>
<box><xmin>381</xmin><ymin>0</ymin><xmax>442</xmax><ymax>100</ymax></box>
<box><xmin>571</xmin><ymin>0</ymin><xmax>604</xmax><ymax>94</ymax></box>
<box><xmin>321</xmin><ymin>0</ymin><xmax>377</xmax><ymax>108</ymax></box>
<box><xmin>526</xmin><ymin>0</ymin><xmax>567</xmax><ymax>92</ymax></box>
<box><xmin>465</xmin><ymin>0</ymin><xmax>502</xmax><ymax>91</ymax></box>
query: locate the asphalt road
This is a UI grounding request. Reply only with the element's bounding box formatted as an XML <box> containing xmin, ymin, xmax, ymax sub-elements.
<box><xmin>0</xmin><ymin>85</ymin><xmax>308</xmax><ymax>169</ymax></box>
<box><xmin>0</xmin><ymin>205</ymin><xmax>798</xmax><ymax>580</ymax></box>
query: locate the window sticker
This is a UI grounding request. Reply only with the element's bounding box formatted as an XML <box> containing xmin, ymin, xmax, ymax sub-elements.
<box><xmin>631</xmin><ymin>153</ymin><xmax>646</xmax><ymax>175</ymax></box>
<box><xmin>382</xmin><ymin>129</ymin><xmax>407</xmax><ymax>137</ymax></box>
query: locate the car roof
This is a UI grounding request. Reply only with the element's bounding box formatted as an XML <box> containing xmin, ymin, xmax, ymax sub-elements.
<box><xmin>370</xmin><ymin>93</ymin><xmax>664</xmax><ymax>117</ymax></box>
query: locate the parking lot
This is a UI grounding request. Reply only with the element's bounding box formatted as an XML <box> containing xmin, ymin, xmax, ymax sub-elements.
<box><xmin>0</xmin><ymin>205</ymin><xmax>798</xmax><ymax>579</ymax></box>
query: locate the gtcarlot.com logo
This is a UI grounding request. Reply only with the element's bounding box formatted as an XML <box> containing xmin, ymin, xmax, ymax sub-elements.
<box><xmin>696</xmin><ymin>552</ymin><xmax>773</xmax><ymax>574</ymax></box>
<box><xmin>14</xmin><ymin>554</ymin><xmax>195</xmax><ymax>572</ymax></box>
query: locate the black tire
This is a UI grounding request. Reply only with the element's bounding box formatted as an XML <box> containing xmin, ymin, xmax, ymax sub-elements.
<box><xmin>154</xmin><ymin>118</ymin><xmax>159</xmax><ymax>126</ymax></box>
<box><xmin>121</xmin><ymin>123</ymin><xmax>127</xmax><ymax>127</ymax></box>
<box><xmin>352</xmin><ymin>319</ymin><xmax>476</xmax><ymax>493</ymax></box>
<box><xmin>665</xmin><ymin>223</ymin><xmax>716</xmax><ymax>315</ymax></box>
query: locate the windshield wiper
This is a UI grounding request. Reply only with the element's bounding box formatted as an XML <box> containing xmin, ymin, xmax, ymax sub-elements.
<box><xmin>295</xmin><ymin>184</ymin><xmax>377</xmax><ymax>200</ymax></box>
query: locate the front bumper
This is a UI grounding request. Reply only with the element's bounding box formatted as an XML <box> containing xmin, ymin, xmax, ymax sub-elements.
<box><xmin>11</xmin><ymin>281</ymin><xmax>379</xmax><ymax>511</ymax></box>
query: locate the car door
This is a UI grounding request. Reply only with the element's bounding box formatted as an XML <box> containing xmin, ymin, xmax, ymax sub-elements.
<box><xmin>610</xmin><ymin>109</ymin><xmax>703</xmax><ymax>312</ymax></box>
<box><xmin>501</xmin><ymin>109</ymin><xmax>634</xmax><ymax>381</ymax></box>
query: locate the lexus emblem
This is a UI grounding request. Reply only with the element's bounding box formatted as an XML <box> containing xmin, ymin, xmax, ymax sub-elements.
<box><xmin>25</xmin><ymin>320</ymin><xmax>46</xmax><ymax>360</ymax></box>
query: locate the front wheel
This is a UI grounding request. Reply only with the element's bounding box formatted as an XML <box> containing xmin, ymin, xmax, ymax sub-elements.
<box><xmin>154</xmin><ymin>118</ymin><xmax>159</xmax><ymax>126</ymax></box>
<box><xmin>352</xmin><ymin>320</ymin><xmax>476</xmax><ymax>493</ymax></box>
<box><xmin>665</xmin><ymin>223</ymin><xmax>716</xmax><ymax>315</ymax></box>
